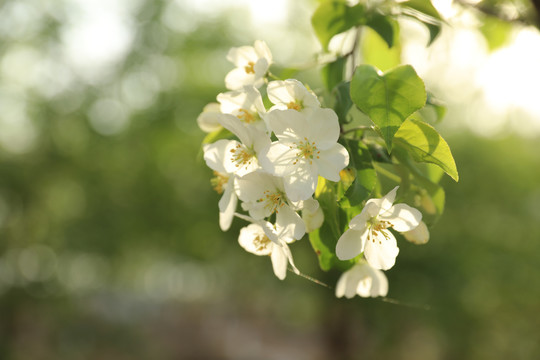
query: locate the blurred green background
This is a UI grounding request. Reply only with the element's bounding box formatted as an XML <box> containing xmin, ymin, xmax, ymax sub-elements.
<box><xmin>1</xmin><ymin>0</ymin><xmax>539</xmax><ymax>359</ymax></box>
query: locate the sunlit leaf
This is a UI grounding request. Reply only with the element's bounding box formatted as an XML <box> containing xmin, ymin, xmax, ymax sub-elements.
<box><xmin>333</xmin><ymin>81</ymin><xmax>353</xmax><ymax>123</ymax></box>
<box><xmin>350</xmin><ymin>64</ymin><xmax>426</xmax><ymax>151</ymax></box>
<box><xmin>322</xmin><ymin>57</ymin><xmax>347</xmax><ymax>91</ymax></box>
<box><xmin>365</xmin><ymin>13</ymin><xmax>396</xmax><ymax>48</ymax></box>
<box><xmin>311</xmin><ymin>1</ymin><xmax>366</xmax><ymax>50</ymax></box>
<box><xmin>361</xmin><ymin>26</ymin><xmax>401</xmax><ymax>72</ymax></box>
<box><xmin>394</xmin><ymin>118</ymin><xmax>459</xmax><ymax>181</ymax></box>
<box><xmin>340</xmin><ymin>141</ymin><xmax>377</xmax><ymax>207</ymax></box>
<box><xmin>401</xmin><ymin>0</ymin><xmax>443</xmax><ymax>21</ymax></box>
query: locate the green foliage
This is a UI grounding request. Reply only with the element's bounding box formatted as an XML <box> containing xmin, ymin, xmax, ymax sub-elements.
<box><xmin>311</xmin><ymin>1</ymin><xmax>365</xmax><ymax>50</ymax></box>
<box><xmin>350</xmin><ymin>65</ymin><xmax>427</xmax><ymax>151</ymax></box>
<box><xmin>322</xmin><ymin>57</ymin><xmax>347</xmax><ymax>91</ymax></box>
<box><xmin>394</xmin><ymin>118</ymin><xmax>459</xmax><ymax>181</ymax></box>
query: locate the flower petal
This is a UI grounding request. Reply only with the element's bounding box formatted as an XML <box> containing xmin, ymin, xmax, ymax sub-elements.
<box><xmin>370</xmin><ymin>267</ymin><xmax>389</xmax><ymax>297</ymax></box>
<box><xmin>380</xmin><ymin>203</ymin><xmax>422</xmax><ymax>232</ymax></box>
<box><xmin>218</xmin><ymin>114</ymin><xmax>252</xmax><ymax>147</ymax></box>
<box><xmin>276</xmin><ymin>205</ymin><xmax>306</xmax><ymax>242</ymax></box>
<box><xmin>266</xmin><ymin>109</ymin><xmax>307</xmax><ymax>144</ymax></box>
<box><xmin>203</xmin><ymin>139</ymin><xmax>229</xmax><ymax>173</ymax></box>
<box><xmin>218</xmin><ymin>177</ymin><xmax>237</xmax><ymax>231</ymax></box>
<box><xmin>316</xmin><ymin>144</ymin><xmax>349</xmax><ymax>182</ymax></box>
<box><xmin>336</xmin><ymin>228</ymin><xmax>367</xmax><ymax>260</ymax></box>
<box><xmin>282</xmin><ymin>163</ymin><xmax>318</xmax><ymax>201</ymax></box>
<box><xmin>363</xmin><ymin>229</ymin><xmax>399</xmax><ymax>270</ymax></box>
<box><xmin>270</xmin><ymin>243</ymin><xmax>288</xmax><ymax>280</ymax></box>
<box><xmin>403</xmin><ymin>220</ymin><xmax>430</xmax><ymax>244</ymax></box>
<box><xmin>349</xmin><ymin>201</ymin><xmax>380</xmax><ymax>230</ymax></box>
<box><xmin>336</xmin><ymin>267</ymin><xmax>360</xmax><ymax>299</ymax></box>
<box><xmin>223</xmin><ymin>141</ymin><xmax>258</xmax><ymax>177</ymax></box>
<box><xmin>306</xmin><ymin>108</ymin><xmax>340</xmax><ymax>149</ymax></box>
<box><xmin>238</xmin><ymin>223</ymin><xmax>272</xmax><ymax>256</ymax></box>
<box><xmin>224</xmin><ymin>67</ymin><xmax>255</xmax><ymax>91</ymax></box>
<box><xmin>258</xmin><ymin>142</ymin><xmax>297</xmax><ymax>177</ymax></box>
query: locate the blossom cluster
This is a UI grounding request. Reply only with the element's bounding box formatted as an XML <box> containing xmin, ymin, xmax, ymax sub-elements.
<box><xmin>198</xmin><ymin>41</ymin><xmax>429</xmax><ymax>298</ymax></box>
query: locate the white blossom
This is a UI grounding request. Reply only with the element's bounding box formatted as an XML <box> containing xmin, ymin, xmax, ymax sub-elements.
<box><xmin>196</xmin><ymin>103</ymin><xmax>222</xmax><ymax>133</ymax></box>
<box><xmin>335</xmin><ymin>260</ymin><xmax>388</xmax><ymax>298</ymax></box>
<box><xmin>237</xmin><ymin>216</ymin><xmax>300</xmax><ymax>280</ymax></box>
<box><xmin>217</xmin><ymin>86</ymin><xmax>268</xmax><ymax>132</ymax></box>
<box><xmin>235</xmin><ymin>171</ymin><xmax>305</xmax><ymax>241</ymax></box>
<box><xmin>403</xmin><ymin>220</ymin><xmax>430</xmax><ymax>245</ymax></box>
<box><xmin>335</xmin><ymin>186</ymin><xmax>422</xmax><ymax>270</ymax></box>
<box><xmin>302</xmin><ymin>198</ymin><xmax>324</xmax><ymax>233</ymax></box>
<box><xmin>218</xmin><ymin>114</ymin><xmax>271</xmax><ymax>177</ymax></box>
<box><xmin>225</xmin><ymin>40</ymin><xmax>272</xmax><ymax>90</ymax></box>
<box><xmin>267</xmin><ymin>79</ymin><xmax>320</xmax><ymax>112</ymax></box>
<box><xmin>259</xmin><ymin>108</ymin><xmax>349</xmax><ymax>201</ymax></box>
<box><xmin>203</xmin><ymin>140</ymin><xmax>238</xmax><ymax>231</ymax></box>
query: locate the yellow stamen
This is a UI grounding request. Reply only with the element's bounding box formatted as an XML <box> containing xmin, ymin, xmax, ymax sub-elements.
<box><xmin>244</xmin><ymin>61</ymin><xmax>255</xmax><ymax>74</ymax></box>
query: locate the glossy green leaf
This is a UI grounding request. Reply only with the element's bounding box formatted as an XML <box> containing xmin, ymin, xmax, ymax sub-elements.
<box><xmin>350</xmin><ymin>64</ymin><xmax>426</xmax><ymax>151</ymax></box>
<box><xmin>401</xmin><ymin>0</ymin><xmax>443</xmax><ymax>21</ymax></box>
<box><xmin>394</xmin><ymin>118</ymin><xmax>459</xmax><ymax>181</ymax></box>
<box><xmin>365</xmin><ymin>13</ymin><xmax>396</xmax><ymax>48</ymax></box>
<box><xmin>311</xmin><ymin>1</ymin><xmax>365</xmax><ymax>50</ymax></box>
<box><xmin>361</xmin><ymin>25</ymin><xmax>401</xmax><ymax>72</ymax></box>
<box><xmin>322</xmin><ymin>57</ymin><xmax>346</xmax><ymax>91</ymax></box>
<box><xmin>333</xmin><ymin>81</ymin><xmax>353</xmax><ymax>123</ymax></box>
<box><xmin>340</xmin><ymin>141</ymin><xmax>377</xmax><ymax>207</ymax></box>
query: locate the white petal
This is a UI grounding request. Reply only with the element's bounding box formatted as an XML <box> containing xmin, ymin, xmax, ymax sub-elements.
<box><xmin>224</xmin><ymin>67</ymin><xmax>255</xmax><ymax>91</ymax></box>
<box><xmin>363</xmin><ymin>230</ymin><xmax>399</xmax><ymax>270</ymax></box>
<box><xmin>380</xmin><ymin>203</ymin><xmax>422</xmax><ymax>232</ymax></box>
<box><xmin>258</xmin><ymin>142</ymin><xmax>298</xmax><ymax>177</ymax></box>
<box><xmin>336</xmin><ymin>228</ymin><xmax>367</xmax><ymax>260</ymax></box>
<box><xmin>300</xmin><ymin>198</ymin><xmax>319</xmax><ymax>213</ymax></box>
<box><xmin>403</xmin><ymin>220</ymin><xmax>430</xmax><ymax>244</ymax></box>
<box><xmin>370</xmin><ymin>267</ymin><xmax>389</xmax><ymax>297</ymax></box>
<box><xmin>197</xmin><ymin>103</ymin><xmax>222</xmax><ymax>133</ymax></box>
<box><xmin>223</xmin><ymin>141</ymin><xmax>258</xmax><ymax>177</ymax></box>
<box><xmin>276</xmin><ymin>205</ymin><xmax>306</xmax><ymax>242</ymax></box>
<box><xmin>226</xmin><ymin>45</ymin><xmax>258</xmax><ymax>66</ymax></box>
<box><xmin>380</xmin><ymin>186</ymin><xmax>399</xmax><ymax>212</ymax></box>
<box><xmin>254</xmin><ymin>40</ymin><xmax>272</xmax><ymax>63</ymax></box>
<box><xmin>267</xmin><ymin>80</ymin><xmax>296</xmax><ymax>105</ymax></box>
<box><xmin>234</xmin><ymin>172</ymin><xmax>280</xmax><ymax>219</ymax></box>
<box><xmin>316</xmin><ymin>144</ymin><xmax>349</xmax><ymax>182</ymax></box>
<box><xmin>218</xmin><ymin>113</ymin><xmax>252</xmax><ymax>146</ymax></box>
<box><xmin>282</xmin><ymin>164</ymin><xmax>318</xmax><ymax>201</ymax></box>
<box><xmin>336</xmin><ymin>268</ymin><xmax>359</xmax><ymax>298</ymax></box>
<box><xmin>266</xmin><ymin>109</ymin><xmax>307</xmax><ymax>144</ymax></box>
<box><xmin>303</xmin><ymin>205</ymin><xmax>324</xmax><ymax>233</ymax></box>
<box><xmin>306</xmin><ymin>108</ymin><xmax>340</xmax><ymax>150</ymax></box>
<box><xmin>270</xmin><ymin>243</ymin><xmax>288</xmax><ymax>280</ymax></box>
<box><xmin>218</xmin><ymin>178</ymin><xmax>237</xmax><ymax>231</ymax></box>
<box><xmin>203</xmin><ymin>139</ymin><xmax>229</xmax><ymax>173</ymax></box>
<box><xmin>238</xmin><ymin>223</ymin><xmax>272</xmax><ymax>256</ymax></box>
<box><xmin>349</xmin><ymin>202</ymin><xmax>380</xmax><ymax>230</ymax></box>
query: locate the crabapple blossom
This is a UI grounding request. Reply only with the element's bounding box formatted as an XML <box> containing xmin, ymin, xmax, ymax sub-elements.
<box><xmin>403</xmin><ymin>220</ymin><xmax>430</xmax><ymax>245</ymax></box>
<box><xmin>225</xmin><ymin>40</ymin><xmax>272</xmax><ymax>90</ymax></box>
<box><xmin>302</xmin><ymin>198</ymin><xmax>324</xmax><ymax>233</ymax></box>
<box><xmin>234</xmin><ymin>171</ymin><xmax>305</xmax><ymax>241</ymax></box>
<box><xmin>217</xmin><ymin>86</ymin><xmax>268</xmax><ymax>132</ymax></box>
<box><xmin>335</xmin><ymin>186</ymin><xmax>422</xmax><ymax>270</ymax></box>
<box><xmin>259</xmin><ymin>108</ymin><xmax>349</xmax><ymax>201</ymax></box>
<box><xmin>236</xmin><ymin>214</ymin><xmax>300</xmax><ymax>280</ymax></box>
<box><xmin>203</xmin><ymin>140</ymin><xmax>238</xmax><ymax>231</ymax></box>
<box><xmin>267</xmin><ymin>79</ymin><xmax>320</xmax><ymax>112</ymax></box>
<box><xmin>218</xmin><ymin>114</ymin><xmax>271</xmax><ymax>177</ymax></box>
<box><xmin>196</xmin><ymin>103</ymin><xmax>222</xmax><ymax>133</ymax></box>
<box><xmin>335</xmin><ymin>260</ymin><xmax>388</xmax><ymax>298</ymax></box>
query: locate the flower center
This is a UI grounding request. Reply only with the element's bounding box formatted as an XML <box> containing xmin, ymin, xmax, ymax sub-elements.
<box><xmin>210</xmin><ymin>171</ymin><xmax>229</xmax><ymax>194</ymax></box>
<box><xmin>292</xmin><ymin>137</ymin><xmax>320</xmax><ymax>165</ymax></box>
<box><xmin>253</xmin><ymin>233</ymin><xmax>271</xmax><ymax>252</ymax></box>
<box><xmin>287</xmin><ymin>101</ymin><xmax>302</xmax><ymax>111</ymax></box>
<box><xmin>230</xmin><ymin>144</ymin><xmax>254</xmax><ymax>168</ymax></box>
<box><xmin>368</xmin><ymin>218</ymin><xmax>392</xmax><ymax>244</ymax></box>
<box><xmin>236</xmin><ymin>108</ymin><xmax>256</xmax><ymax>124</ymax></box>
<box><xmin>257</xmin><ymin>190</ymin><xmax>286</xmax><ymax>214</ymax></box>
<box><xmin>244</xmin><ymin>61</ymin><xmax>256</xmax><ymax>74</ymax></box>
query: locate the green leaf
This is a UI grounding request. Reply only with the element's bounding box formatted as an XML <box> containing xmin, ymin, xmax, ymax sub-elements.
<box><xmin>333</xmin><ymin>81</ymin><xmax>353</xmax><ymax>123</ymax></box>
<box><xmin>350</xmin><ymin>64</ymin><xmax>427</xmax><ymax>151</ymax></box>
<box><xmin>202</xmin><ymin>128</ymin><xmax>232</xmax><ymax>144</ymax></box>
<box><xmin>311</xmin><ymin>1</ymin><xmax>365</xmax><ymax>50</ymax></box>
<box><xmin>340</xmin><ymin>141</ymin><xmax>377</xmax><ymax>207</ymax></box>
<box><xmin>365</xmin><ymin>13</ymin><xmax>396</xmax><ymax>48</ymax></box>
<box><xmin>480</xmin><ymin>16</ymin><xmax>513</xmax><ymax>51</ymax></box>
<box><xmin>322</xmin><ymin>57</ymin><xmax>347</xmax><ymax>91</ymax></box>
<box><xmin>424</xmin><ymin>21</ymin><xmax>442</xmax><ymax>45</ymax></box>
<box><xmin>394</xmin><ymin>118</ymin><xmax>459</xmax><ymax>181</ymax></box>
<box><xmin>309</xmin><ymin>177</ymin><xmax>355</xmax><ymax>271</ymax></box>
<box><xmin>361</xmin><ymin>24</ymin><xmax>401</xmax><ymax>72</ymax></box>
<box><xmin>401</xmin><ymin>0</ymin><xmax>443</xmax><ymax>21</ymax></box>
